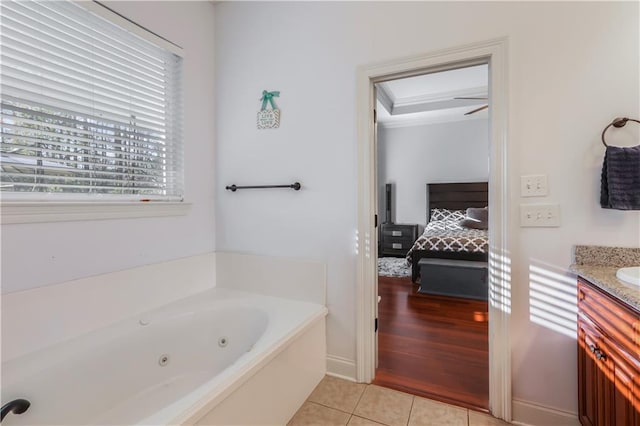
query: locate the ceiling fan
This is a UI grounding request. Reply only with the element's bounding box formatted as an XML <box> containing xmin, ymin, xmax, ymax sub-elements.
<box><xmin>454</xmin><ymin>97</ymin><xmax>489</xmax><ymax>115</ymax></box>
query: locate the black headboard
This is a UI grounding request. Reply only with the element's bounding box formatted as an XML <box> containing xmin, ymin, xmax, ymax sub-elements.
<box><xmin>427</xmin><ymin>182</ymin><xmax>488</xmax><ymax>222</ymax></box>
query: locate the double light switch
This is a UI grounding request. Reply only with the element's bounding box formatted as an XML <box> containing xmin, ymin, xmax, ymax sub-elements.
<box><xmin>520</xmin><ymin>174</ymin><xmax>560</xmax><ymax>227</ymax></box>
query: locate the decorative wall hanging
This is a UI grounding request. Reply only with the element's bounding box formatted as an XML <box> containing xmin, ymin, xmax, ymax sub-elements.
<box><xmin>257</xmin><ymin>90</ymin><xmax>280</xmax><ymax>129</ymax></box>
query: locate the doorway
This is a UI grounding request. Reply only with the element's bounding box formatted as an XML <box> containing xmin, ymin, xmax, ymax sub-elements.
<box><xmin>374</xmin><ymin>64</ymin><xmax>491</xmax><ymax>411</ymax></box>
<box><xmin>355</xmin><ymin>39</ymin><xmax>511</xmax><ymax>421</ymax></box>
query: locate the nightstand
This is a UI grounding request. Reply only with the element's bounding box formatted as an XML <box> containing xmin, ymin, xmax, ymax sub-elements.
<box><xmin>379</xmin><ymin>223</ymin><xmax>418</xmax><ymax>257</ymax></box>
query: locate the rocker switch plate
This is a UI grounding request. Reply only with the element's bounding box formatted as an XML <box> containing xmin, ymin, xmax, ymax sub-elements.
<box><xmin>521</xmin><ymin>175</ymin><xmax>548</xmax><ymax>197</ymax></box>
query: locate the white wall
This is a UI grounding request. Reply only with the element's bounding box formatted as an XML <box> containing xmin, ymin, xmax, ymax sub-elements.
<box><xmin>216</xmin><ymin>252</ymin><xmax>326</xmax><ymax>305</ymax></box>
<box><xmin>1</xmin><ymin>2</ymin><xmax>216</xmax><ymax>294</ymax></box>
<box><xmin>2</xmin><ymin>254</ymin><xmax>216</xmax><ymax>361</ymax></box>
<box><xmin>214</xmin><ymin>1</ymin><xmax>639</xmax><ymax>418</ymax></box>
<box><xmin>377</xmin><ymin>119</ymin><xmax>489</xmax><ymax>225</ymax></box>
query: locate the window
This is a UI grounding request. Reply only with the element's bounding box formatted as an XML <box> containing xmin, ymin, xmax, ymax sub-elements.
<box><xmin>0</xmin><ymin>0</ymin><xmax>183</xmax><ymax>202</ymax></box>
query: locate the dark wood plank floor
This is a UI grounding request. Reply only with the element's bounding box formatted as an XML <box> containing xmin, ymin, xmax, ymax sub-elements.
<box><xmin>373</xmin><ymin>275</ymin><xmax>489</xmax><ymax>411</ymax></box>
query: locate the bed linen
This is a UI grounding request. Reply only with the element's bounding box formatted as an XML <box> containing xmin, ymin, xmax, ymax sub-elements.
<box><xmin>406</xmin><ymin>218</ymin><xmax>488</xmax><ymax>265</ymax></box>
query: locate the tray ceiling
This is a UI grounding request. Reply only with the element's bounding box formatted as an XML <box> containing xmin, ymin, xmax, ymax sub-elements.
<box><xmin>376</xmin><ymin>64</ymin><xmax>488</xmax><ymax>127</ymax></box>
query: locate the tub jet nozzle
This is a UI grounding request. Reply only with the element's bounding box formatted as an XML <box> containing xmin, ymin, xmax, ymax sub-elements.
<box><xmin>158</xmin><ymin>354</ymin><xmax>170</xmax><ymax>367</ymax></box>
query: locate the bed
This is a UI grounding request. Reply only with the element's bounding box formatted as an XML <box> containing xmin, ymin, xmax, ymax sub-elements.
<box><xmin>407</xmin><ymin>182</ymin><xmax>489</xmax><ymax>284</ymax></box>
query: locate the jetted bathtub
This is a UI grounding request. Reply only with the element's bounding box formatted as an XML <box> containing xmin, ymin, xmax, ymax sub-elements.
<box><xmin>1</xmin><ymin>288</ymin><xmax>328</xmax><ymax>425</ymax></box>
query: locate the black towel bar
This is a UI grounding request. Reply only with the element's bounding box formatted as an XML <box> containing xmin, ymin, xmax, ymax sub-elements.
<box><xmin>601</xmin><ymin>117</ymin><xmax>640</xmax><ymax>147</ymax></box>
<box><xmin>225</xmin><ymin>182</ymin><xmax>301</xmax><ymax>192</ymax></box>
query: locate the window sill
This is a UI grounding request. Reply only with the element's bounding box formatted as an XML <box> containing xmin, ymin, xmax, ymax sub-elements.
<box><xmin>1</xmin><ymin>201</ymin><xmax>192</xmax><ymax>224</ymax></box>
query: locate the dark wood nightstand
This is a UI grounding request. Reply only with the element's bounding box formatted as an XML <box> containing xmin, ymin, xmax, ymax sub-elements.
<box><xmin>379</xmin><ymin>223</ymin><xmax>418</xmax><ymax>257</ymax></box>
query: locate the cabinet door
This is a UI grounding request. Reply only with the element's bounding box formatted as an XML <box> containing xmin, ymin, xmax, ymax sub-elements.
<box><xmin>578</xmin><ymin>319</ymin><xmax>611</xmax><ymax>426</ymax></box>
<box><xmin>579</xmin><ymin>317</ymin><xmax>640</xmax><ymax>426</ymax></box>
<box><xmin>578</xmin><ymin>279</ymin><xmax>640</xmax><ymax>426</ymax></box>
<box><xmin>602</xmin><ymin>339</ymin><xmax>640</xmax><ymax>426</ymax></box>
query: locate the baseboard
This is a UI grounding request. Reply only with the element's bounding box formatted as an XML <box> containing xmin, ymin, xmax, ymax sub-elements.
<box><xmin>511</xmin><ymin>398</ymin><xmax>579</xmax><ymax>426</ymax></box>
<box><xmin>326</xmin><ymin>355</ymin><xmax>357</xmax><ymax>382</ymax></box>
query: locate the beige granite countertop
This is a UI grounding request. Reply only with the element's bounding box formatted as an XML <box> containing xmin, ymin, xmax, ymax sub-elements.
<box><xmin>569</xmin><ymin>264</ymin><xmax>640</xmax><ymax>312</ymax></box>
<box><xmin>571</xmin><ymin>245</ymin><xmax>640</xmax><ymax>312</ymax></box>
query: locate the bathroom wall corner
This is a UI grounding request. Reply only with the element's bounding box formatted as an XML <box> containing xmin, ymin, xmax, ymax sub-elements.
<box><xmin>214</xmin><ymin>252</ymin><xmax>326</xmax><ymax>306</ymax></box>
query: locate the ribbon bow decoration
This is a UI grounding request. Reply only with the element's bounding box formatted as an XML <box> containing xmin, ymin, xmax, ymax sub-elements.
<box><xmin>260</xmin><ymin>90</ymin><xmax>280</xmax><ymax>111</ymax></box>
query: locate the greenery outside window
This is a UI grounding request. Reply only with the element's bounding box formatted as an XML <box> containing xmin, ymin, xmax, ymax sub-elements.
<box><xmin>0</xmin><ymin>0</ymin><xmax>183</xmax><ymax>204</ymax></box>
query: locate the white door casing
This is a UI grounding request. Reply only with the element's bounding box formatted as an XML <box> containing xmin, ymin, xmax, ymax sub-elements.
<box><xmin>355</xmin><ymin>38</ymin><xmax>511</xmax><ymax>421</ymax></box>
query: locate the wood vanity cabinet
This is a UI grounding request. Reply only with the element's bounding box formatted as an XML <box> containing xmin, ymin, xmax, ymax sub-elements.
<box><xmin>577</xmin><ymin>278</ymin><xmax>640</xmax><ymax>426</ymax></box>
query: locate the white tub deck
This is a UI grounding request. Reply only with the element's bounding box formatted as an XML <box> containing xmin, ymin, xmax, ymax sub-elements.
<box><xmin>1</xmin><ymin>288</ymin><xmax>327</xmax><ymax>425</ymax></box>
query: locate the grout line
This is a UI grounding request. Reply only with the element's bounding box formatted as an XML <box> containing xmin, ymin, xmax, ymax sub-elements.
<box><xmin>352</xmin><ymin>382</ymin><xmax>368</xmax><ymax>414</ymax></box>
<box><xmin>308</xmin><ymin>400</ymin><xmax>353</xmax><ymax>416</ymax></box>
<box><xmin>352</xmin><ymin>414</ymin><xmax>390</xmax><ymax>426</ymax></box>
<box><xmin>354</xmin><ymin>384</ymin><xmax>395</xmax><ymax>426</ymax></box>
<box><xmin>333</xmin><ymin>377</ymin><xmax>479</xmax><ymax>426</ymax></box>
<box><xmin>406</xmin><ymin>395</ymin><xmax>415</xmax><ymax>426</ymax></box>
<box><xmin>305</xmin><ymin>377</ymin><xmax>368</xmax><ymax>417</ymax></box>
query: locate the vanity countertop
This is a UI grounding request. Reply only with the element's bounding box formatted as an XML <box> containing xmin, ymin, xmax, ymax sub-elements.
<box><xmin>570</xmin><ymin>245</ymin><xmax>640</xmax><ymax>312</ymax></box>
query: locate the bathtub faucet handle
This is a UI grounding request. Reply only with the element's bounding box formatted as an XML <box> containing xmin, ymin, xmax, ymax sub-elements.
<box><xmin>1</xmin><ymin>398</ymin><xmax>31</xmax><ymax>422</ymax></box>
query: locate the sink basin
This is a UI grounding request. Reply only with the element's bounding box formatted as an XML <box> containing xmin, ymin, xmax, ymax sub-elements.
<box><xmin>616</xmin><ymin>266</ymin><xmax>640</xmax><ymax>287</ymax></box>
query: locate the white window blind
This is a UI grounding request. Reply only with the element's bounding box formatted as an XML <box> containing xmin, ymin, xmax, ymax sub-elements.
<box><xmin>0</xmin><ymin>0</ymin><xmax>183</xmax><ymax>201</ymax></box>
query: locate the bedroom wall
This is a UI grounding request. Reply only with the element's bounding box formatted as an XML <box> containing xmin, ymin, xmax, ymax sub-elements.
<box><xmin>1</xmin><ymin>1</ymin><xmax>217</xmax><ymax>294</ymax></box>
<box><xmin>377</xmin><ymin>119</ymin><xmax>489</xmax><ymax>226</ymax></box>
<box><xmin>213</xmin><ymin>1</ymin><xmax>639</xmax><ymax>420</ymax></box>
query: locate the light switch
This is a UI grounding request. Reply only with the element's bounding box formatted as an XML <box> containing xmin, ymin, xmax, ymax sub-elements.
<box><xmin>520</xmin><ymin>204</ymin><xmax>560</xmax><ymax>227</ymax></box>
<box><xmin>521</xmin><ymin>175</ymin><xmax>548</xmax><ymax>197</ymax></box>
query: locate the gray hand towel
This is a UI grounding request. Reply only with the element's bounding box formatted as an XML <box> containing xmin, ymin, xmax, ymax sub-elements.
<box><xmin>600</xmin><ymin>145</ymin><xmax>640</xmax><ymax>210</ymax></box>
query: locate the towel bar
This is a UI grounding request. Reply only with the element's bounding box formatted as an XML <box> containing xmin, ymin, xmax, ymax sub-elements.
<box><xmin>225</xmin><ymin>182</ymin><xmax>301</xmax><ymax>192</ymax></box>
<box><xmin>601</xmin><ymin>117</ymin><xmax>640</xmax><ymax>147</ymax></box>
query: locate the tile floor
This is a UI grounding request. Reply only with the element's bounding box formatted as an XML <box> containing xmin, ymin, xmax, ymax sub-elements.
<box><xmin>288</xmin><ymin>376</ymin><xmax>510</xmax><ymax>426</ymax></box>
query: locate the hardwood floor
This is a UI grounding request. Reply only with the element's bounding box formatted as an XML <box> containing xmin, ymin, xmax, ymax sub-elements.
<box><xmin>373</xmin><ymin>275</ymin><xmax>489</xmax><ymax>412</ymax></box>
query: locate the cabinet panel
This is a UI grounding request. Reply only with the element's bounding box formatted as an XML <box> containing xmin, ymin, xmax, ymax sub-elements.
<box><xmin>579</xmin><ymin>279</ymin><xmax>639</xmax><ymax>359</ymax></box>
<box><xmin>605</xmin><ymin>340</ymin><xmax>640</xmax><ymax>426</ymax></box>
<box><xmin>578</xmin><ymin>318</ymin><xmax>612</xmax><ymax>426</ymax></box>
<box><xmin>578</xmin><ymin>278</ymin><xmax>640</xmax><ymax>426</ymax></box>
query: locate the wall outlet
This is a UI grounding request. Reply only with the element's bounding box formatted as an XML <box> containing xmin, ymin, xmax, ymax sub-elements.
<box><xmin>520</xmin><ymin>204</ymin><xmax>560</xmax><ymax>227</ymax></box>
<box><xmin>521</xmin><ymin>174</ymin><xmax>548</xmax><ymax>197</ymax></box>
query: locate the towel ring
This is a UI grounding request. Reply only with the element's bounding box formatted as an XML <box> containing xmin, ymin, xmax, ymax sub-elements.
<box><xmin>601</xmin><ymin>117</ymin><xmax>640</xmax><ymax>147</ymax></box>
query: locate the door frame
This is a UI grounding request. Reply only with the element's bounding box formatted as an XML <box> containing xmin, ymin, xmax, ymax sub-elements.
<box><xmin>355</xmin><ymin>37</ymin><xmax>511</xmax><ymax>421</ymax></box>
